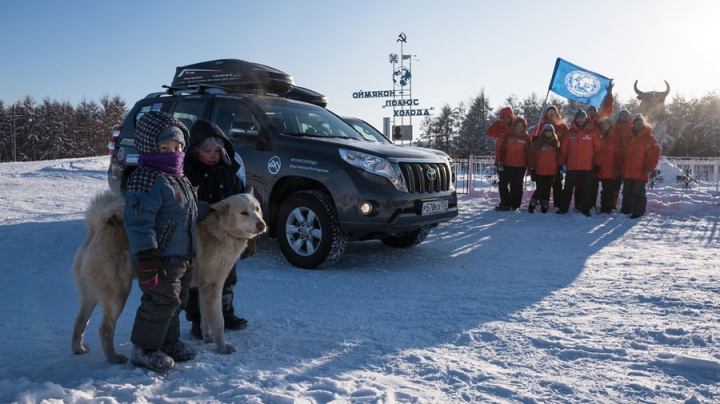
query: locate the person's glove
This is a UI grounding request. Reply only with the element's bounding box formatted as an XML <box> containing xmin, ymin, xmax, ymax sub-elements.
<box><xmin>497</xmin><ymin>162</ymin><xmax>504</xmax><ymax>172</ymax></box>
<box><xmin>529</xmin><ymin>169</ymin><xmax>536</xmax><ymax>182</ymax></box>
<box><xmin>593</xmin><ymin>165</ymin><xmax>601</xmax><ymax>175</ymax></box>
<box><xmin>136</xmin><ymin>249</ymin><xmax>165</xmax><ymax>288</ymax></box>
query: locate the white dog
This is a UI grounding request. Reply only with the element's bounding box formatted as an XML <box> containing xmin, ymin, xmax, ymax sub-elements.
<box><xmin>71</xmin><ymin>189</ymin><xmax>265</xmax><ymax>362</ymax></box>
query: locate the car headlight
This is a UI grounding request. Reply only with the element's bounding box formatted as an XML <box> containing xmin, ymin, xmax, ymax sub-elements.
<box><xmin>339</xmin><ymin>148</ymin><xmax>407</xmax><ymax>192</ymax></box>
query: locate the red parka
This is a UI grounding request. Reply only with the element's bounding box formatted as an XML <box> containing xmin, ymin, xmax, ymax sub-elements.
<box><xmin>595</xmin><ymin>122</ymin><xmax>622</xmax><ymax>180</ymax></box>
<box><xmin>487</xmin><ymin>107</ymin><xmax>515</xmax><ymax>165</ymax></box>
<box><xmin>621</xmin><ymin>124</ymin><xmax>661</xmax><ymax>182</ymax></box>
<box><xmin>588</xmin><ymin>93</ymin><xmax>614</xmax><ymax>128</ymax></box>
<box><xmin>615</xmin><ymin>119</ymin><xmax>634</xmax><ymax>171</ymax></box>
<box><xmin>528</xmin><ymin>134</ymin><xmax>560</xmax><ymax>176</ymax></box>
<box><xmin>557</xmin><ymin>120</ymin><xmax>602</xmax><ymax>171</ymax></box>
<box><xmin>499</xmin><ymin>130</ymin><xmax>531</xmax><ymax>168</ymax></box>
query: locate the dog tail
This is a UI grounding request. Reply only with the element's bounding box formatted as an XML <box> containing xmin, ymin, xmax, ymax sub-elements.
<box><xmin>85</xmin><ymin>190</ymin><xmax>125</xmax><ymax>235</ymax></box>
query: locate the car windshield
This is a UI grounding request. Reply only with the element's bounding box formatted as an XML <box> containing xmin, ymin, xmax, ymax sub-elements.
<box><xmin>255</xmin><ymin>99</ymin><xmax>363</xmax><ymax>140</ymax></box>
<box><xmin>342</xmin><ymin>117</ymin><xmax>391</xmax><ymax>144</ymax></box>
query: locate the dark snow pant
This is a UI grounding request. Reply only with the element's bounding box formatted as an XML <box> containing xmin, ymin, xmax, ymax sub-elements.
<box><xmin>552</xmin><ymin>170</ymin><xmax>564</xmax><ymax>207</ymax></box>
<box><xmin>574</xmin><ymin>177</ymin><xmax>598</xmax><ymax>209</ymax></box>
<box><xmin>599</xmin><ymin>178</ymin><xmax>616</xmax><ymax>213</ymax></box>
<box><xmin>574</xmin><ymin>180</ymin><xmax>582</xmax><ymax>210</ymax></box>
<box><xmin>533</xmin><ymin>175</ymin><xmax>555</xmax><ymax>211</ymax></box>
<box><xmin>498</xmin><ymin>166</ymin><xmax>526</xmax><ymax>209</ymax></box>
<box><xmin>560</xmin><ymin>170</ymin><xmax>593</xmax><ymax>215</ymax></box>
<box><xmin>131</xmin><ymin>256</ymin><xmax>193</xmax><ymax>350</ymax></box>
<box><xmin>185</xmin><ymin>264</ymin><xmax>237</xmax><ymax>323</ymax></box>
<box><xmin>621</xmin><ymin>178</ymin><xmax>648</xmax><ymax>216</ymax></box>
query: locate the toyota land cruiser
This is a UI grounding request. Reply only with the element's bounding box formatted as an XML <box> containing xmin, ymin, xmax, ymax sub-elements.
<box><xmin>107</xmin><ymin>59</ymin><xmax>458</xmax><ymax>269</ymax></box>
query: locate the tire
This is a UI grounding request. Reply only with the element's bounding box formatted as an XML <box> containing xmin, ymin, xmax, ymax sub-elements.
<box><xmin>276</xmin><ymin>190</ymin><xmax>347</xmax><ymax>269</ymax></box>
<box><xmin>380</xmin><ymin>226</ymin><xmax>430</xmax><ymax>248</ymax></box>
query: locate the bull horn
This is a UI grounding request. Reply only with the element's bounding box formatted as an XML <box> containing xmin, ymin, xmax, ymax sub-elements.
<box><xmin>634</xmin><ymin>80</ymin><xmax>645</xmax><ymax>96</ymax></box>
<box><xmin>661</xmin><ymin>80</ymin><xmax>670</xmax><ymax>97</ymax></box>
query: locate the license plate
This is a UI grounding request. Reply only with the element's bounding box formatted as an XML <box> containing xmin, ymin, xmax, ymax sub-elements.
<box><xmin>421</xmin><ymin>200</ymin><xmax>448</xmax><ymax>216</ymax></box>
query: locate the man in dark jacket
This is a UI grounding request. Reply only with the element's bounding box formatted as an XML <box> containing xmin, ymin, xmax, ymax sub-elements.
<box><xmin>184</xmin><ymin>119</ymin><xmax>250</xmax><ymax>338</ymax></box>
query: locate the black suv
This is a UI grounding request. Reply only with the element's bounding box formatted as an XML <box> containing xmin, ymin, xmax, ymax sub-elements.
<box><xmin>108</xmin><ymin>59</ymin><xmax>458</xmax><ymax>269</ymax></box>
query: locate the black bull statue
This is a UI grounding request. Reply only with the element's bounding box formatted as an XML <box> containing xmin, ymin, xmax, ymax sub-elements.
<box><xmin>634</xmin><ymin>80</ymin><xmax>670</xmax><ymax>122</ymax></box>
<box><xmin>634</xmin><ymin>80</ymin><xmax>671</xmax><ymax>150</ymax></box>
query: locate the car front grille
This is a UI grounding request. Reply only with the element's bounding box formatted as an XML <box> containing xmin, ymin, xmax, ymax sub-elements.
<box><xmin>397</xmin><ymin>162</ymin><xmax>452</xmax><ymax>193</ymax></box>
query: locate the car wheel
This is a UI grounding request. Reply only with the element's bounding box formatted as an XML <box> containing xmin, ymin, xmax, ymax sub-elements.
<box><xmin>380</xmin><ymin>226</ymin><xmax>430</xmax><ymax>248</ymax></box>
<box><xmin>277</xmin><ymin>190</ymin><xmax>347</xmax><ymax>269</ymax></box>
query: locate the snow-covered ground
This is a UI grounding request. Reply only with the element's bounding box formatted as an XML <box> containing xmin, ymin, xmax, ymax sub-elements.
<box><xmin>0</xmin><ymin>156</ymin><xmax>719</xmax><ymax>404</ymax></box>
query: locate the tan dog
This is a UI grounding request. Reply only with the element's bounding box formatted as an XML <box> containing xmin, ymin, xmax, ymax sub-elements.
<box><xmin>71</xmin><ymin>189</ymin><xmax>265</xmax><ymax>362</ymax></box>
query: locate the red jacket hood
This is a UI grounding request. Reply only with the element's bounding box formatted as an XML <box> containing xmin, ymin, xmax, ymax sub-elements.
<box><xmin>499</xmin><ymin>107</ymin><xmax>516</xmax><ymax>120</ymax></box>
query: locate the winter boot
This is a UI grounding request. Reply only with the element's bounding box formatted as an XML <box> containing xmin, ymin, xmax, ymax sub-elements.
<box><xmin>224</xmin><ymin>315</ymin><xmax>248</xmax><ymax>330</ymax></box>
<box><xmin>161</xmin><ymin>340</ymin><xmax>197</xmax><ymax>362</ymax></box>
<box><xmin>528</xmin><ymin>198</ymin><xmax>538</xmax><ymax>213</ymax></box>
<box><xmin>131</xmin><ymin>345</ymin><xmax>174</xmax><ymax>372</ymax></box>
<box><xmin>540</xmin><ymin>200</ymin><xmax>549</xmax><ymax>213</ymax></box>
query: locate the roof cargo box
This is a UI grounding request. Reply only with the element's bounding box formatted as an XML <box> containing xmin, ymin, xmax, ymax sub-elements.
<box><xmin>281</xmin><ymin>86</ymin><xmax>328</xmax><ymax>108</ymax></box>
<box><xmin>171</xmin><ymin>59</ymin><xmax>294</xmax><ymax>94</ymax></box>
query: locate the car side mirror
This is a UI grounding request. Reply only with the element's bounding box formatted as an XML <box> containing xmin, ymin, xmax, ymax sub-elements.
<box><xmin>230</xmin><ymin>121</ymin><xmax>260</xmax><ymax>137</ymax></box>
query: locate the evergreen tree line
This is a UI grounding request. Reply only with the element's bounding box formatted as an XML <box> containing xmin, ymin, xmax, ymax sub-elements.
<box><xmin>419</xmin><ymin>91</ymin><xmax>720</xmax><ymax>159</ymax></box>
<box><xmin>0</xmin><ymin>96</ymin><xmax>127</xmax><ymax>163</ymax></box>
<box><xmin>2</xmin><ymin>90</ymin><xmax>717</xmax><ymax>163</ymax></box>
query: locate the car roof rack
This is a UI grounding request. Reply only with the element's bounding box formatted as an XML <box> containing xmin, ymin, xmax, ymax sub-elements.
<box><xmin>162</xmin><ymin>83</ymin><xmax>231</xmax><ymax>95</ymax></box>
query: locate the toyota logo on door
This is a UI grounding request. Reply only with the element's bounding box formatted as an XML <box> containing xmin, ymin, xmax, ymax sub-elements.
<box><xmin>426</xmin><ymin>167</ymin><xmax>437</xmax><ymax>181</ymax></box>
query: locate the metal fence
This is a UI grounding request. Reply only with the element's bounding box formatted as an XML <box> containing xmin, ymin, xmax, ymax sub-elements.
<box><xmin>452</xmin><ymin>156</ymin><xmax>720</xmax><ymax>194</ymax></box>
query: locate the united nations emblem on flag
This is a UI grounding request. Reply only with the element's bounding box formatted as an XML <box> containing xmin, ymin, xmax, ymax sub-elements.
<box><xmin>548</xmin><ymin>58</ymin><xmax>612</xmax><ymax>107</ymax></box>
<box><xmin>564</xmin><ymin>71</ymin><xmax>601</xmax><ymax>97</ymax></box>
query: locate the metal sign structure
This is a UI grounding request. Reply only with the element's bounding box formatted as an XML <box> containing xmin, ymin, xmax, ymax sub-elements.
<box><xmin>351</xmin><ymin>32</ymin><xmax>433</xmax><ymax>144</ymax></box>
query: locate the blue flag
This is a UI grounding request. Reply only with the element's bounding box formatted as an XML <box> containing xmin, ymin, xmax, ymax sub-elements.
<box><xmin>549</xmin><ymin>58</ymin><xmax>612</xmax><ymax>108</ymax></box>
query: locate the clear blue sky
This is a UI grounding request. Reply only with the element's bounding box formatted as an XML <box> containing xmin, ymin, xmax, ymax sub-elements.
<box><xmin>2</xmin><ymin>0</ymin><xmax>718</xmax><ymax>136</ymax></box>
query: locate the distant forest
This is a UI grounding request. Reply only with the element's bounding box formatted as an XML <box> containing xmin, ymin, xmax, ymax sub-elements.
<box><xmin>1</xmin><ymin>91</ymin><xmax>718</xmax><ymax>163</ymax></box>
<box><xmin>0</xmin><ymin>95</ymin><xmax>127</xmax><ymax>163</ymax></box>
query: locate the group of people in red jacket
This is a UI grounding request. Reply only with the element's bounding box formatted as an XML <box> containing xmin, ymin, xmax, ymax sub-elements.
<box><xmin>487</xmin><ymin>93</ymin><xmax>661</xmax><ymax>219</ymax></box>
